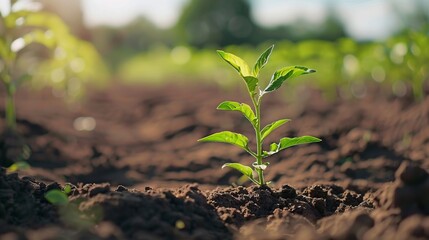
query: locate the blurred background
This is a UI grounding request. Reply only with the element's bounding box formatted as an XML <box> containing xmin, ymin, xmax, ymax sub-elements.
<box><xmin>1</xmin><ymin>0</ymin><xmax>429</xmax><ymax>100</ymax></box>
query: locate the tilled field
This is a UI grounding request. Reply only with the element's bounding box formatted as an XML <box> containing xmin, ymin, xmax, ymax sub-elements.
<box><xmin>0</xmin><ymin>84</ymin><xmax>428</xmax><ymax>239</ymax></box>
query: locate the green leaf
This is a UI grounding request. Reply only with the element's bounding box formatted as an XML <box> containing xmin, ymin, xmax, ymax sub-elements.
<box><xmin>253</xmin><ymin>45</ymin><xmax>274</xmax><ymax>77</ymax></box>
<box><xmin>45</xmin><ymin>189</ymin><xmax>69</xmax><ymax>206</ymax></box>
<box><xmin>198</xmin><ymin>131</ymin><xmax>249</xmax><ymax>151</ymax></box>
<box><xmin>264</xmin><ymin>66</ymin><xmax>315</xmax><ymax>93</ymax></box>
<box><xmin>7</xmin><ymin>161</ymin><xmax>30</xmax><ymax>172</ymax></box>
<box><xmin>243</xmin><ymin>76</ymin><xmax>259</xmax><ymax>94</ymax></box>
<box><xmin>15</xmin><ymin>30</ymin><xmax>57</xmax><ymax>52</ymax></box>
<box><xmin>23</xmin><ymin>30</ymin><xmax>57</xmax><ymax>48</ymax></box>
<box><xmin>261</xmin><ymin>119</ymin><xmax>291</xmax><ymax>140</ymax></box>
<box><xmin>217</xmin><ymin>101</ymin><xmax>257</xmax><ymax>127</ymax></box>
<box><xmin>216</xmin><ymin>50</ymin><xmax>259</xmax><ymax>94</ymax></box>
<box><xmin>19</xmin><ymin>12</ymin><xmax>69</xmax><ymax>36</ymax></box>
<box><xmin>265</xmin><ymin>136</ymin><xmax>321</xmax><ymax>157</ymax></box>
<box><xmin>5</xmin><ymin>11</ymin><xmax>69</xmax><ymax>36</ymax></box>
<box><xmin>4</xmin><ymin>11</ymin><xmax>28</xmax><ymax>28</ymax></box>
<box><xmin>277</xmin><ymin>136</ymin><xmax>321</xmax><ymax>150</ymax></box>
<box><xmin>63</xmin><ymin>184</ymin><xmax>72</xmax><ymax>194</ymax></box>
<box><xmin>222</xmin><ymin>163</ymin><xmax>254</xmax><ymax>179</ymax></box>
<box><xmin>0</xmin><ymin>37</ymin><xmax>16</xmax><ymax>61</ymax></box>
<box><xmin>217</xmin><ymin>50</ymin><xmax>251</xmax><ymax>77</ymax></box>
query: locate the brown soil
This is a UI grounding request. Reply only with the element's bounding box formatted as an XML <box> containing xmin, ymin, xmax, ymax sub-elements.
<box><xmin>0</xmin><ymin>84</ymin><xmax>428</xmax><ymax>239</ymax></box>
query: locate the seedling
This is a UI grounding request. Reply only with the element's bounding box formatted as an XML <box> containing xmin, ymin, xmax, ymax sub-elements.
<box><xmin>1</xmin><ymin>2</ymin><xmax>57</xmax><ymax>131</ymax></box>
<box><xmin>45</xmin><ymin>184</ymin><xmax>100</xmax><ymax>229</ymax></box>
<box><xmin>45</xmin><ymin>184</ymin><xmax>72</xmax><ymax>206</ymax></box>
<box><xmin>1</xmin><ymin>0</ymin><xmax>107</xmax><ymax>167</ymax></box>
<box><xmin>198</xmin><ymin>45</ymin><xmax>321</xmax><ymax>186</ymax></box>
<box><xmin>6</xmin><ymin>160</ymin><xmax>30</xmax><ymax>172</ymax></box>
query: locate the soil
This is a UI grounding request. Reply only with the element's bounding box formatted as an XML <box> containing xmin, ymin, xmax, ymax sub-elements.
<box><xmin>0</xmin><ymin>83</ymin><xmax>428</xmax><ymax>239</ymax></box>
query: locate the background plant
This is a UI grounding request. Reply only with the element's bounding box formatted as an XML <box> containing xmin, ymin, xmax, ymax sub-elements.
<box><xmin>199</xmin><ymin>46</ymin><xmax>321</xmax><ymax>186</ymax></box>
<box><xmin>45</xmin><ymin>184</ymin><xmax>101</xmax><ymax>229</ymax></box>
<box><xmin>0</xmin><ymin>0</ymin><xmax>107</xmax><ymax>131</ymax></box>
<box><xmin>118</xmin><ymin>28</ymin><xmax>428</xmax><ymax>101</ymax></box>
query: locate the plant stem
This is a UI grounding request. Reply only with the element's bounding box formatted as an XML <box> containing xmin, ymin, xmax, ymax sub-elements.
<box><xmin>252</xmin><ymin>95</ymin><xmax>265</xmax><ymax>186</ymax></box>
<box><xmin>412</xmin><ymin>76</ymin><xmax>424</xmax><ymax>101</ymax></box>
<box><xmin>5</xmin><ymin>83</ymin><xmax>16</xmax><ymax>131</ymax></box>
<box><xmin>2</xmin><ymin>7</ymin><xmax>16</xmax><ymax>131</ymax></box>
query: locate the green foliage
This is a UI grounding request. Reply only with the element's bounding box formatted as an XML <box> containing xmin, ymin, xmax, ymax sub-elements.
<box><xmin>264</xmin><ymin>136</ymin><xmax>322</xmax><ymax>157</ymax></box>
<box><xmin>217</xmin><ymin>101</ymin><xmax>257</xmax><ymax>127</ymax></box>
<box><xmin>216</xmin><ymin>50</ymin><xmax>252</xmax><ymax>77</ymax></box>
<box><xmin>253</xmin><ymin>45</ymin><xmax>274</xmax><ymax>77</ymax></box>
<box><xmin>222</xmin><ymin>163</ymin><xmax>257</xmax><ymax>184</ymax></box>
<box><xmin>264</xmin><ymin>66</ymin><xmax>315</xmax><ymax>93</ymax></box>
<box><xmin>33</xmin><ymin>36</ymin><xmax>108</xmax><ymax>100</ymax></box>
<box><xmin>261</xmin><ymin>119</ymin><xmax>290</xmax><ymax>141</ymax></box>
<box><xmin>199</xmin><ymin>131</ymin><xmax>250</xmax><ymax>152</ymax></box>
<box><xmin>0</xmin><ymin>0</ymin><xmax>108</xmax><ymax>131</ymax></box>
<box><xmin>63</xmin><ymin>184</ymin><xmax>72</xmax><ymax>194</ymax></box>
<box><xmin>7</xmin><ymin>161</ymin><xmax>30</xmax><ymax>172</ymax></box>
<box><xmin>119</xmin><ymin>28</ymin><xmax>429</xmax><ymax>100</ymax></box>
<box><xmin>45</xmin><ymin>189</ymin><xmax>69</xmax><ymax>206</ymax></box>
<box><xmin>44</xmin><ymin>183</ymin><xmax>73</xmax><ymax>206</ymax></box>
<box><xmin>44</xmin><ymin>184</ymin><xmax>101</xmax><ymax>229</ymax></box>
<box><xmin>199</xmin><ymin>46</ymin><xmax>321</xmax><ymax>186</ymax></box>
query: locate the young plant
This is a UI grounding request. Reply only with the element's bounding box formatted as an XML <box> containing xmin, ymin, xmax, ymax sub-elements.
<box><xmin>0</xmin><ymin>0</ymin><xmax>107</xmax><ymax>167</ymax></box>
<box><xmin>0</xmin><ymin>2</ymin><xmax>55</xmax><ymax>130</ymax></box>
<box><xmin>45</xmin><ymin>184</ymin><xmax>100</xmax><ymax>229</ymax></box>
<box><xmin>0</xmin><ymin>0</ymin><xmax>108</xmax><ymax>131</ymax></box>
<box><xmin>45</xmin><ymin>184</ymin><xmax>72</xmax><ymax>206</ymax></box>
<box><xmin>198</xmin><ymin>45</ymin><xmax>321</xmax><ymax>186</ymax></box>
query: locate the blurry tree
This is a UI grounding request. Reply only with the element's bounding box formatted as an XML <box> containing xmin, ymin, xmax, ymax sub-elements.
<box><xmin>391</xmin><ymin>0</ymin><xmax>429</xmax><ymax>32</ymax></box>
<box><xmin>313</xmin><ymin>9</ymin><xmax>347</xmax><ymax>41</ymax></box>
<box><xmin>259</xmin><ymin>7</ymin><xmax>347</xmax><ymax>42</ymax></box>
<box><xmin>175</xmin><ymin>0</ymin><xmax>259</xmax><ymax>48</ymax></box>
<box><xmin>91</xmin><ymin>17</ymin><xmax>173</xmax><ymax>70</ymax></box>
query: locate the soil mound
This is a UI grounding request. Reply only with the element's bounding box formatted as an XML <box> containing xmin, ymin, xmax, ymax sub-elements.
<box><xmin>1</xmin><ymin>162</ymin><xmax>427</xmax><ymax>239</ymax></box>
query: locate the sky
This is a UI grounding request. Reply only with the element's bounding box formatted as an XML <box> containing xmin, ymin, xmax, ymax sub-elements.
<box><xmin>80</xmin><ymin>0</ymin><xmax>404</xmax><ymax>40</ymax></box>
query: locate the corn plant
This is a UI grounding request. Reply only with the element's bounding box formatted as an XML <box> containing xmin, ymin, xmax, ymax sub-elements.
<box><xmin>199</xmin><ymin>45</ymin><xmax>321</xmax><ymax>186</ymax></box>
